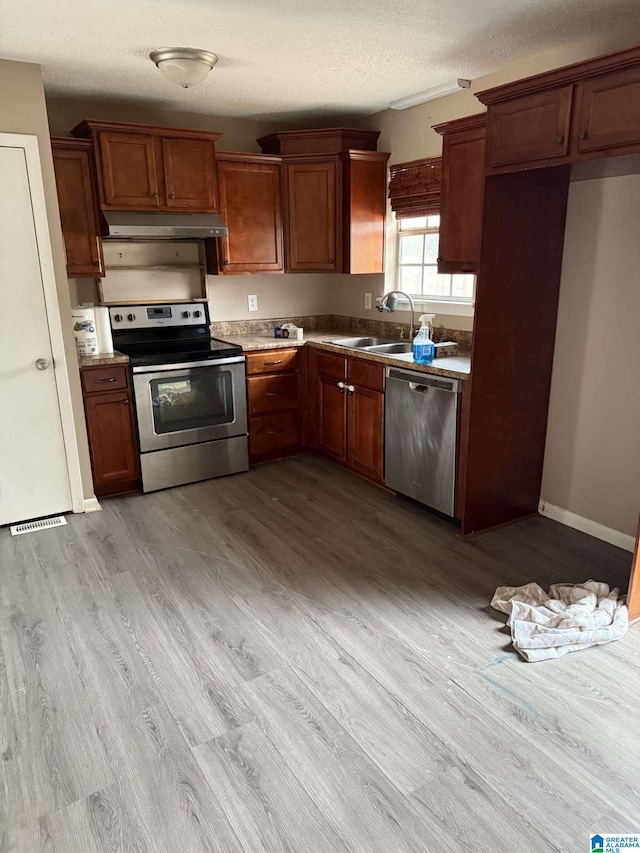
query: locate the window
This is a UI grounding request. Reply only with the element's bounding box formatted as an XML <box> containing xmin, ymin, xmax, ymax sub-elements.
<box><xmin>397</xmin><ymin>215</ymin><xmax>475</xmax><ymax>303</ymax></box>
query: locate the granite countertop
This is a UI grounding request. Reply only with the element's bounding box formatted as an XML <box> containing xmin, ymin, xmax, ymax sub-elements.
<box><xmin>78</xmin><ymin>351</ymin><xmax>130</xmax><ymax>368</ymax></box>
<box><xmin>221</xmin><ymin>331</ymin><xmax>471</xmax><ymax>380</ymax></box>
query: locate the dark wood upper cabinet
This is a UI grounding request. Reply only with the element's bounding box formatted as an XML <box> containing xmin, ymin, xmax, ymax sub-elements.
<box><xmin>51</xmin><ymin>138</ymin><xmax>104</xmax><ymax>277</ymax></box>
<box><xmin>433</xmin><ymin>113</ymin><xmax>486</xmax><ymax>274</ymax></box>
<box><xmin>285</xmin><ymin>159</ymin><xmax>339</xmax><ymax>272</ymax></box>
<box><xmin>72</xmin><ymin>120</ymin><xmax>221</xmax><ymax>212</ymax></box>
<box><xmin>574</xmin><ymin>66</ymin><xmax>640</xmax><ymax>154</ymax></box>
<box><xmin>98</xmin><ymin>131</ymin><xmax>160</xmax><ymax>208</ymax></box>
<box><xmin>478</xmin><ymin>45</ymin><xmax>640</xmax><ymax>173</ymax></box>
<box><xmin>259</xmin><ymin>129</ymin><xmax>389</xmax><ymax>274</ymax></box>
<box><xmin>342</xmin><ymin>152</ymin><xmax>390</xmax><ymax>274</ymax></box>
<box><xmin>215</xmin><ymin>153</ymin><xmax>284</xmax><ymax>274</ymax></box>
<box><xmin>162</xmin><ymin>137</ymin><xmax>218</xmax><ymax>210</ymax></box>
<box><xmin>484</xmin><ymin>86</ymin><xmax>573</xmax><ymax>168</ymax></box>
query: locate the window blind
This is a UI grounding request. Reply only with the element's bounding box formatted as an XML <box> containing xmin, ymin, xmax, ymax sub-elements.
<box><xmin>388</xmin><ymin>157</ymin><xmax>441</xmax><ymax>219</ymax></box>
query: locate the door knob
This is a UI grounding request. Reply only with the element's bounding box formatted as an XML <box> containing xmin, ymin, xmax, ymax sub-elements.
<box><xmin>35</xmin><ymin>358</ymin><xmax>50</xmax><ymax>371</ymax></box>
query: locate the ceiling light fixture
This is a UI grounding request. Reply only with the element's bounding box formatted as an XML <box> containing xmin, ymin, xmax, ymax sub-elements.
<box><xmin>149</xmin><ymin>47</ymin><xmax>219</xmax><ymax>89</ymax></box>
<box><xmin>389</xmin><ymin>78</ymin><xmax>471</xmax><ymax>110</ymax></box>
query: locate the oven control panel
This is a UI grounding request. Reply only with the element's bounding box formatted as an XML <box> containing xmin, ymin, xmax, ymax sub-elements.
<box><xmin>109</xmin><ymin>303</ymin><xmax>207</xmax><ymax>329</ymax></box>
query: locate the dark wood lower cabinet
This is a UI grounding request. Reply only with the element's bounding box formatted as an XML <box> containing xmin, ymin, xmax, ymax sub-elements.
<box><xmin>347</xmin><ymin>384</ymin><xmax>384</xmax><ymax>482</ymax></box>
<box><xmin>308</xmin><ymin>349</ymin><xmax>385</xmax><ymax>483</ymax></box>
<box><xmin>318</xmin><ymin>373</ymin><xmax>348</xmax><ymax>461</ymax></box>
<box><xmin>246</xmin><ymin>348</ymin><xmax>301</xmax><ymax>463</ymax></box>
<box><xmin>81</xmin><ymin>365</ymin><xmax>139</xmax><ymax>497</ymax></box>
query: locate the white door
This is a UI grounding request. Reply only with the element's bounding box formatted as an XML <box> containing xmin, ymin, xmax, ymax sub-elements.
<box><xmin>0</xmin><ymin>144</ymin><xmax>72</xmax><ymax>524</ymax></box>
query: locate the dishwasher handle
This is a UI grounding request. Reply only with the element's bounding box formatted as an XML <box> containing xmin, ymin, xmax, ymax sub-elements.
<box><xmin>386</xmin><ymin>366</ymin><xmax>462</xmax><ymax>394</ymax></box>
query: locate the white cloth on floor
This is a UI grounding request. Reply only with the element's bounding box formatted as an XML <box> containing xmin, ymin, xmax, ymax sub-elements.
<box><xmin>490</xmin><ymin>580</ymin><xmax>628</xmax><ymax>662</ymax></box>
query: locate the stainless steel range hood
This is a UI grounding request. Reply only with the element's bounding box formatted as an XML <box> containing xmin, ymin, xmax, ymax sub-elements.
<box><xmin>103</xmin><ymin>211</ymin><xmax>228</xmax><ymax>239</ymax></box>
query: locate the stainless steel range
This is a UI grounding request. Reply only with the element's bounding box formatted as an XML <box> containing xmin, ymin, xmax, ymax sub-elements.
<box><xmin>110</xmin><ymin>303</ymin><xmax>248</xmax><ymax>493</ymax></box>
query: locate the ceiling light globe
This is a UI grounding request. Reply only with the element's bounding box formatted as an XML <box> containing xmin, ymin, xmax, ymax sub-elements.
<box><xmin>150</xmin><ymin>48</ymin><xmax>218</xmax><ymax>89</ymax></box>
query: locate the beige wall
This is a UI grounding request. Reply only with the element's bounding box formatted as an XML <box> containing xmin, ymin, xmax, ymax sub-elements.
<box><xmin>0</xmin><ymin>59</ymin><xmax>94</xmax><ymax>499</ymax></box>
<box><xmin>46</xmin><ymin>96</ymin><xmax>282</xmax><ymax>152</ymax></box>
<box><xmin>541</xmin><ymin>174</ymin><xmax>640</xmax><ymax>538</ymax></box>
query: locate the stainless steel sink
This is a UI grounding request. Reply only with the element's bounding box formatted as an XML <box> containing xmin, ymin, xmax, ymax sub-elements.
<box><xmin>328</xmin><ymin>337</ymin><xmax>397</xmax><ymax>349</ymax></box>
<box><xmin>366</xmin><ymin>342</ymin><xmax>413</xmax><ymax>354</ymax></box>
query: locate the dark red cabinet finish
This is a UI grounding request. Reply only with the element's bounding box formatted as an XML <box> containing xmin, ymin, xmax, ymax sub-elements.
<box><xmin>215</xmin><ymin>154</ymin><xmax>284</xmax><ymax>274</ymax></box>
<box><xmin>434</xmin><ymin>113</ymin><xmax>486</xmax><ymax>274</ymax></box>
<box><xmin>51</xmin><ymin>138</ymin><xmax>104</xmax><ymax>277</ymax></box>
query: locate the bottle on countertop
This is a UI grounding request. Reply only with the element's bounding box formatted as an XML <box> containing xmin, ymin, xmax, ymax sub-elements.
<box><xmin>412</xmin><ymin>313</ymin><xmax>435</xmax><ymax>365</ymax></box>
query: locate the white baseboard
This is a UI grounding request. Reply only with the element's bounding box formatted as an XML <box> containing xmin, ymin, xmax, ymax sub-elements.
<box><xmin>538</xmin><ymin>500</ymin><xmax>635</xmax><ymax>552</ymax></box>
<box><xmin>83</xmin><ymin>497</ymin><xmax>102</xmax><ymax>513</ymax></box>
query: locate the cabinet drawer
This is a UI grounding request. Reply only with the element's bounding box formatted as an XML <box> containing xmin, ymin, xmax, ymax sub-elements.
<box><xmin>316</xmin><ymin>350</ymin><xmax>347</xmax><ymax>380</ymax></box>
<box><xmin>81</xmin><ymin>365</ymin><xmax>129</xmax><ymax>394</ymax></box>
<box><xmin>246</xmin><ymin>348</ymin><xmax>298</xmax><ymax>375</ymax></box>
<box><xmin>247</xmin><ymin>373</ymin><xmax>299</xmax><ymax>415</ymax></box>
<box><xmin>348</xmin><ymin>358</ymin><xmax>385</xmax><ymax>392</ymax></box>
<box><xmin>249</xmin><ymin>411</ymin><xmax>299</xmax><ymax>458</ymax></box>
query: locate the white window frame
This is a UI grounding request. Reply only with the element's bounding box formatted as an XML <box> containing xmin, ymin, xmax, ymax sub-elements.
<box><xmin>394</xmin><ymin>215</ymin><xmax>475</xmax><ymax>317</ymax></box>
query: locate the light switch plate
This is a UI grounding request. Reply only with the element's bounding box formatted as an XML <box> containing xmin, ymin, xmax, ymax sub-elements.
<box><xmin>364</xmin><ymin>292</ymin><xmax>372</xmax><ymax>310</ymax></box>
<box><xmin>248</xmin><ymin>294</ymin><xmax>258</xmax><ymax>312</ymax></box>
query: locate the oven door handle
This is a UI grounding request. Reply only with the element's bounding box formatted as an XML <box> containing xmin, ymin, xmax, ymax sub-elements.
<box><xmin>132</xmin><ymin>356</ymin><xmax>246</xmax><ymax>374</ymax></box>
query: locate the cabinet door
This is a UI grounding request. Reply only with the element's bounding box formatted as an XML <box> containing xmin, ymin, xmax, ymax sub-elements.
<box><xmin>162</xmin><ymin>138</ymin><xmax>218</xmax><ymax>211</ymax></box>
<box><xmin>318</xmin><ymin>373</ymin><xmax>347</xmax><ymax>461</ymax></box>
<box><xmin>98</xmin><ymin>132</ymin><xmax>160</xmax><ymax>208</ymax></box>
<box><xmin>217</xmin><ymin>158</ymin><xmax>284</xmax><ymax>273</ymax></box>
<box><xmin>486</xmin><ymin>86</ymin><xmax>573</xmax><ymax>168</ymax></box>
<box><xmin>286</xmin><ymin>160</ymin><xmax>338</xmax><ymax>272</ymax></box>
<box><xmin>347</xmin><ymin>385</ymin><xmax>384</xmax><ymax>482</ymax></box>
<box><xmin>438</xmin><ymin>123</ymin><xmax>486</xmax><ymax>273</ymax></box>
<box><xmin>343</xmin><ymin>153</ymin><xmax>388</xmax><ymax>274</ymax></box>
<box><xmin>575</xmin><ymin>67</ymin><xmax>640</xmax><ymax>154</ymax></box>
<box><xmin>52</xmin><ymin>145</ymin><xmax>104</xmax><ymax>276</ymax></box>
<box><xmin>84</xmin><ymin>391</ymin><xmax>139</xmax><ymax>496</ymax></box>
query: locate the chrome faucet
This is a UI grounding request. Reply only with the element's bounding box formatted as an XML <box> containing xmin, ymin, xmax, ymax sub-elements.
<box><xmin>377</xmin><ymin>291</ymin><xmax>416</xmax><ymax>338</ymax></box>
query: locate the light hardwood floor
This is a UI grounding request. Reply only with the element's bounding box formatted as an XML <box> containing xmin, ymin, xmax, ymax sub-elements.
<box><xmin>1</xmin><ymin>455</ymin><xmax>638</xmax><ymax>852</ymax></box>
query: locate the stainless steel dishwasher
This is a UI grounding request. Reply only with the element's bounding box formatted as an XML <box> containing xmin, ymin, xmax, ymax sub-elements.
<box><xmin>384</xmin><ymin>367</ymin><xmax>462</xmax><ymax>516</ymax></box>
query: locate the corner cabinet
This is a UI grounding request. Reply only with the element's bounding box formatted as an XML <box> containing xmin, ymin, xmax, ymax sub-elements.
<box><xmin>81</xmin><ymin>364</ymin><xmax>139</xmax><ymax>497</ymax></box>
<box><xmin>258</xmin><ymin>129</ymin><xmax>390</xmax><ymax>274</ymax></box>
<box><xmin>212</xmin><ymin>152</ymin><xmax>284</xmax><ymax>274</ymax></box>
<box><xmin>72</xmin><ymin>120</ymin><xmax>221</xmax><ymax>212</ymax></box>
<box><xmin>433</xmin><ymin>114</ymin><xmax>486</xmax><ymax>274</ymax></box>
<box><xmin>51</xmin><ymin>138</ymin><xmax>104</xmax><ymax>277</ymax></box>
<box><xmin>478</xmin><ymin>46</ymin><xmax>640</xmax><ymax>173</ymax></box>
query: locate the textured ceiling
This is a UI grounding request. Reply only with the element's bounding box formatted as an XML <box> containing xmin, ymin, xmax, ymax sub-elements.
<box><xmin>2</xmin><ymin>0</ymin><xmax>640</xmax><ymax>121</ymax></box>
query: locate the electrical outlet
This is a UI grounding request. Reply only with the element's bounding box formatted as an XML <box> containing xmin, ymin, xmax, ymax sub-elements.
<box><xmin>364</xmin><ymin>292</ymin><xmax>372</xmax><ymax>310</ymax></box>
<box><xmin>248</xmin><ymin>294</ymin><xmax>258</xmax><ymax>312</ymax></box>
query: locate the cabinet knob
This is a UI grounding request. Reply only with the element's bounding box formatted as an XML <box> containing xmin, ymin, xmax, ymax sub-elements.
<box><xmin>152</xmin><ymin>192</ymin><xmax>159</xmax><ymax>199</ymax></box>
<box><xmin>168</xmin><ymin>193</ymin><xmax>176</xmax><ymax>199</ymax></box>
<box><xmin>122</xmin><ymin>398</ymin><xmax>129</xmax><ymax>405</ymax></box>
<box><xmin>554</xmin><ymin>134</ymin><xmax>565</xmax><ymax>144</ymax></box>
<box><xmin>93</xmin><ymin>261</ymin><xmax>101</xmax><ymax>267</ymax></box>
<box><xmin>337</xmin><ymin>381</ymin><xmax>345</xmax><ymax>393</ymax></box>
<box><xmin>223</xmin><ymin>260</ymin><xmax>230</xmax><ymax>266</ymax></box>
<box><xmin>328</xmin><ymin>258</ymin><xmax>335</xmax><ymax>264</ymax></box>
<box><xmin>346</xmin><ymin>384</ymin><xmax>355</xmax><ymax>395</ymax></box>
<box><xmin>577</xmin><ymin>130</ymin><xmax>587</xmax><ymax>140</ymax></box>
<box><xmin>437</xmin><ymin>256</ymin><xmax>443</xmax><ymax>264</ymax></box>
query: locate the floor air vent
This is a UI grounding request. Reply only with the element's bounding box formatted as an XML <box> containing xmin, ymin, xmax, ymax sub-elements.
<box><xmin>10</xmin><ymin>516</ymin><xmax>67</xmax><ymax>536</ymax></box>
